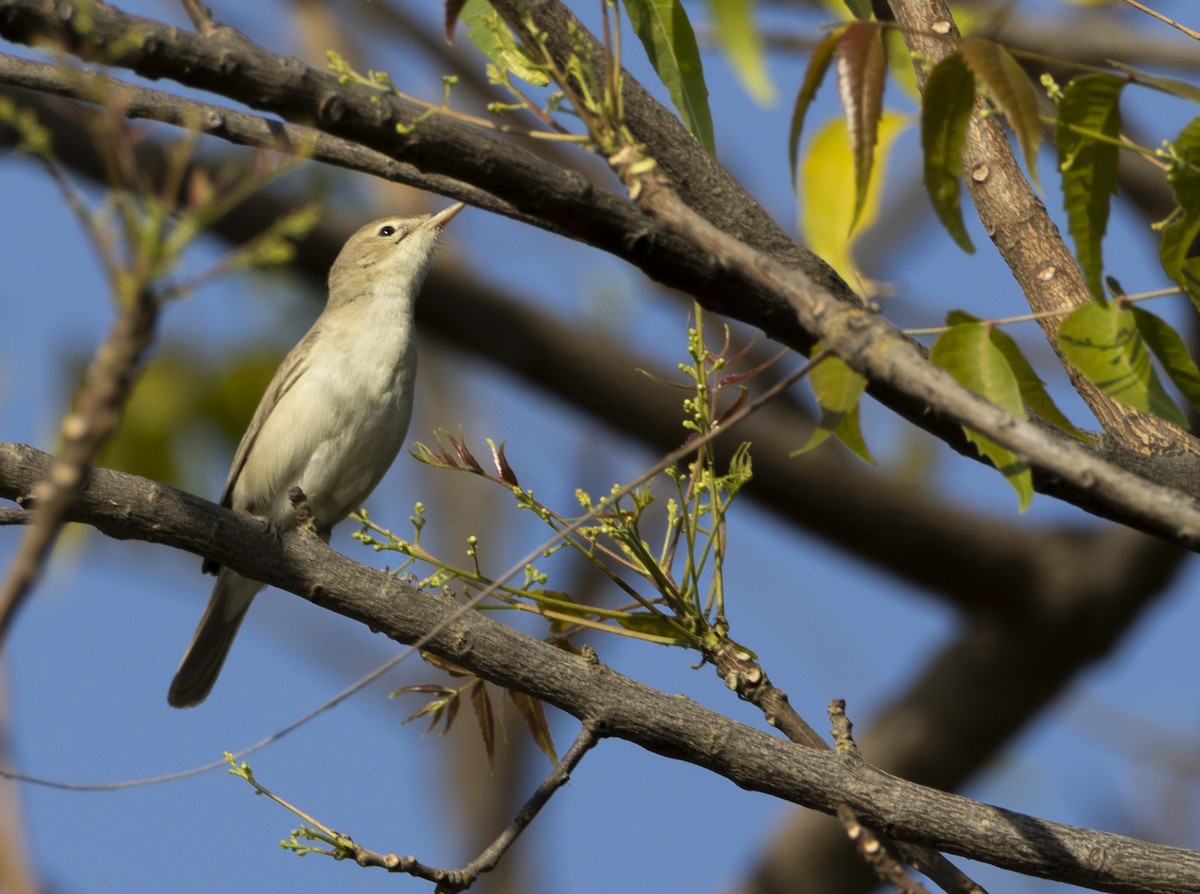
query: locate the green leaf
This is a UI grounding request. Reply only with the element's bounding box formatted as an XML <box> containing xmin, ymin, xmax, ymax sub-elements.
<box><xmin>614</xmin><ymin>611</ymin><xmax>692</xmax><ymax>644</ymax></box>
<box><xmin>709</xmin><ymin>0</ymin><xmax>774</xmax><ymax>104</ymax></box>
<box><xmin>1058</xmin><ymin>300</ymin><xmax>1186</xmax><ymax>427</ymax></box>
<box><xmin>794</xmin><ymin>346</ymin><xmax>874</xmax><ymax>463</ymax></box>
<box><xmin>1159</xmin><ymin>116</ymin><xmax>1200</xmax><ymax>310</ymax></box>
<box><xmin>960</xmin><ymin>37</ymin><xmax>1041</xmax><ymax>186</ymax></box>
<box><xmin>946</xmin><ymin>311</ymin><xmax>1088</xmax><ymax>441</ymax></box>
<box><xmin>834</xmin><ymin>22</ymin><xmax>887</xmax><ymax>231</ymax></box>
<box><xmin>930</xmin><ymin>320</ymin><xmax>1033</xmax><ymax>509</ymax></box>
<box><xmin>842</xmin><ymin>0</ymin><xmax>871</xmax><ymax>20</ymax></box>
<box><xmin>621</xmin><ymin>0</ymin><xmax>716</xmax><ymax>154</ymax></box>
<box><xmin>988</xmin><ymin>326</ymin><xmax>1089</xmax><ymax>441</ymax></box>
<box><xmin>788</xmin><ymin>28</ymin><xmax>842</xmax><ymax>188</ymax></box>
<box><xmin>459</xmin><ymin>0</ymin><xmax>551</xmax><ymax>86</ymax></box>
<box><xmin>921</xmin><ymin>52</ymin><xmax>976</xmax><ymax>253</ymax></box>
<box><xmin>1056</xmin><ymin>74</ymin><xmax>1123</xmax><ymax>300</ymax></box>
<box><xmin>1131</xmin><ymin>306</ymin><xmax>1200</xmax><ymax>417</ymax></box>
<box><xmin>1108</xmin><ymin>62</ymin><xmax>1200</xmax><ymax>105</ymax></box>
<box><xmin>100</xmin><ymin>347</ymin><xmax>283</xmax><ymax>489</ymax></box>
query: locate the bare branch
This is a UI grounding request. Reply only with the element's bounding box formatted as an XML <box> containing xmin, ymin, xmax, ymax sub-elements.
<box><xmin>2</xmin><ymin>74</ymin><xmax>1155</xmax><ymax>616</ymax></box>
<box><xmin>0</xmin><ymin>278</ymin><xmax>158</xmax><ymax>642</ymax></box>
<box><xmin>5</xmin><ymin>1</ymin><xmax>1200</xmax><ymax>550</ymax></box>
<box><xmin>1</xmin><ymin>441</ymin><xmax>1199</xmax><ymax>894</ymax></box>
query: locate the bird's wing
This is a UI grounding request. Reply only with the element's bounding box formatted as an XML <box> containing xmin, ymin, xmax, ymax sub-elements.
<box><xmin>202</xmin><ymin>328</ymin><xmax>317</xmax><ymax>577</ymax></box>
<box><xmin>217</xmin><ymin>327</ymin><xmax>319</xmax><ymax>510</ymax></box>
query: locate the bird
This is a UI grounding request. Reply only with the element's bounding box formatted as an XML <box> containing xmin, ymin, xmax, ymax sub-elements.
<box><xmin>168</xmin><ymin>203</ymin><xmax>464</xmax><ymax>707</ymax></box>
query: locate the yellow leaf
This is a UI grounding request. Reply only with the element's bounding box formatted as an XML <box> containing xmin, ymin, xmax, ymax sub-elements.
<box><xmin>800</xmin><ymin>111</ymin><xmax>909</xmax><ymax>290</ymax></box>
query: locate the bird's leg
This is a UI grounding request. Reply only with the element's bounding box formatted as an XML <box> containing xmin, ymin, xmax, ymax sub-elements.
<box><xmin>287</xmin><ymin>486</ymin><xmax>321</xmax><ymax>537</ymax></box>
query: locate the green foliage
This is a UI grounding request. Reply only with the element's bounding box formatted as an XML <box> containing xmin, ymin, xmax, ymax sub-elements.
<box><xmin>373</xmin><ymin>312</ymin><xmax>761</xmax><ymax>655</ymax></box>
<box><xmin>1055</xmin><ymin>74</ymin><xmax>1124</xmax><ymax>300</ymax></box>
<box><xmin>984</xmin><ymin>322</ymin><xmax>1088</xmax><ymax>441</ymax></box>
<box><xmin>1108</xmin><ymin>62</ymin><xmax>1200</xmax><ymax>105</ymax></box>
<box><xmin>1058</xmin><ymin>299</ymin><xmax>1188</xmax><ymax>428</ymax></box>
<box><xmin>227</xmin><ymin>755</ymin><xmax>360</xmax><ymax>860</ymax></box>
<box><xmin>1130</xmin><ymin>305</ymin><xmax>1200</xmax><ymax>417</ymax></box>
<box><xmin>795</xmin><ymin>344</ymin><xmax>874</xmax><ymax>463</ymax></box>
<box><xmin>1159</xmin><ymin>116</ymin><xmax>1200</xmax><ymax>311</ymax></box>
<box><xmin>0</xmin><ymin>96</ymin><xmax>54</xmax><ymax>158</ymax></box>
<box><xmin>353</xmin><ymin>312</ymin><xmax>772</xmax><ymax>761</ymax></box>
<box><xmin>620</xmin><ymin>0</ymin><xmax>715</xmax><ymax>154</ymax></box>
<box><xmin>709</xmin><ymin>0</ymin><xmax>774</xmax><ymax>104</ymax></box>
<box><xmin>100</xmin><ymin>347</ymin><xmax>283</xmax><ymax>488</ymax></box>
<box><xmin>921</xmin><ymin>52</ymin><xmax>976</xmax><ymax>253</ymax></box>
<box><xmin>842</xmin><ymin>0</ymin><xmax>871</xmax><ymax>20</ymax></box>
<box><xmin>930</xmin><ymin>318</ymin><xmax>1033</xmax><ymax>508</ymax></box>
<box><xmin>459</xmin><ymin>0</ymin><xmax>551</xmax><ymax>86</ymax></box>
<box><xmin>959</xmin><ymin>37</ymin><xmax>1042</xmax><ymax>186</ymax></box>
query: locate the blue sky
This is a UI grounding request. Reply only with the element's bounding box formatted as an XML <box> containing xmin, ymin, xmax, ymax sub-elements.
<box><xmin>3</xmin><ymin>2</ymin><xmax>1200</xmax><ymax>893</ymax></box>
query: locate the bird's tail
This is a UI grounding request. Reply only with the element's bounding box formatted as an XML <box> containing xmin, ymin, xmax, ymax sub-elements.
<box><xmin>168</xmin><ymin>570</ymin><xmax>262</xmax><ymax>708</ymax></box>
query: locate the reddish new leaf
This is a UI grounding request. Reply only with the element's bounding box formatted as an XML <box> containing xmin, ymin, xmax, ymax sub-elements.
<box><xmin>470</xmin><ymin>679</ymin><xmax>496</xmax><ymax>772</ymax></box>
<box><xmin>445</xmin><ymin>0</ymin><xmax>469</xmax><ymax>42</ymax></box>
<box><xmin>788</xmin><ymin>28</ymin><xmax>842</xmax><ymax>189</ymax></box>
<box><xmin>489</xmin><ymin>439</ymin><xmax>520</xmax><ymax>487</ymax></box>
<box><xmin>834</xmin><ymin>22</ymin><xmax>887</xmax><ymax>230</ymax></box>
<box><xmin>510</xmin><ymin>691</ymin><xmax>558</xmax><ymax>766</ymax></box>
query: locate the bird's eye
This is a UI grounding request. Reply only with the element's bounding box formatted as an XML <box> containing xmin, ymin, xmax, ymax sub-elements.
<box><xmin>378</xmin><ymin>225</ymin><xmax>396</xmax><ymax>237</ymax></box>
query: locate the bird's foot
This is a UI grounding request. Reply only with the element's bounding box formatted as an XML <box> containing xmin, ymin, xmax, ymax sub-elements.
<box><xmin>288</xmin><ymin>486</ymin><xmax>320</xmax><ymax>537</ymax></box>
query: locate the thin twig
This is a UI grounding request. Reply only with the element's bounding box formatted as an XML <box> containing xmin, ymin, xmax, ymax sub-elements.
<box><xmin>610</xmin><ymin>155</ymin><xmax>990</xmax><ymax>894</ymax></box>
<box><xmin>439</xmin><ymin>720</ymin><xmax>600</xmax><ymax>891</ymax></box>
<box><xmin>0</xmin><ymin>283</ymin><xmax>159</xmax><ymax>644</ymax></box>
<box><xmin>245</xmin><ymin>720</ymin><xmax>601</xmax><ymax>891</ymax></box>
<box><xmin>178</xmin><ymin>0</ymin><xmax>216</xmax><ymax>33</ymax></box>
<box><xmin>1115</xmin><ymin>0</ymin><xmax>1200</xmax><ymax>40</ymax></box>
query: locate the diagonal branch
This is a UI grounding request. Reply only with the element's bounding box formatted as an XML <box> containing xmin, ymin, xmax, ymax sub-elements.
<box><xmin>1</xmin><ymin>440</ymin><xmax>1199</xmax><ymax>894</ymax></box>
<box><xmin>4</xmin><ymin>74</ymin><xmax>1173</xmax><ymax>614</ymax></box>
<box><xmin>2</xmin><ymin>7</ymin><xmax>1200</xmax><ymax>555</ymax></box>
<box><xmin>606</xmin><ymin>150</ymin><xmax>1200</xmax><ymax>549</ymax></box>
<box><xmin>0</xmin><ymin>273</ymin><xmax>159</xmax><ymax>641</ymax></box>
<box><xmin>888</xmin><ymin>0</ymin><xmax>1193</xmax><ymax>455</ymax></box>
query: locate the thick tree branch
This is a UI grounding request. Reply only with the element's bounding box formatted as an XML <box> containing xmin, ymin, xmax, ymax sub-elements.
<box><xmin>743</xmin><ymin>524</ymin><xmax>1186</xmax><ymax>894</ymax></box>
<box><xmin>486</xmin><ymin>0</ymin><xmax>839</xmax><ymax>278</ymax></box>
<box><xmin>605</xmin><ymin>153</ymin><xmax>1200</xmax><ymax>550</ymax></box>
<box><xmin>889</xmin><ymin>0</ymin><xmax>1192</xmax><ymax>455</ymax></box>
<box><xmin>1</xmin><ymin>441</ymin><xmax>1199</xmax><ymax>894</ymax></box>
<box><xmin>0</xmin><ymin>58</ymin><xmax>1105</xmax><ymax>613</ymax></box>
<box><xmin>2</xmin><ymin>25</ymin><xmax>1197</xmax><ymax>890</ymax></box>
<box><xmin>8</xmin><ymin>96</ymin><xmax>1181</xmax><ymax>894</ymax></box>
<box><xmin>0</xmin><ymin>54</ymin><xmax>545</xmax><ymax>231</ymax></box>
<box><xmin>5</xmin><ymin>2</ymin><xmax>1200</xmax><ymax>549</ymax></box>
<box><xmin>0</xmin><ymin>58</ymin><xmax>1183</xmax><ymax>601</ymax></box>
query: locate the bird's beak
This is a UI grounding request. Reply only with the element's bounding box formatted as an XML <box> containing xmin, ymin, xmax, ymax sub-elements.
<box><xmin>429</xmin><ymin>202</ymin><xmax>466</xmax><ymax>231</ymax></box>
